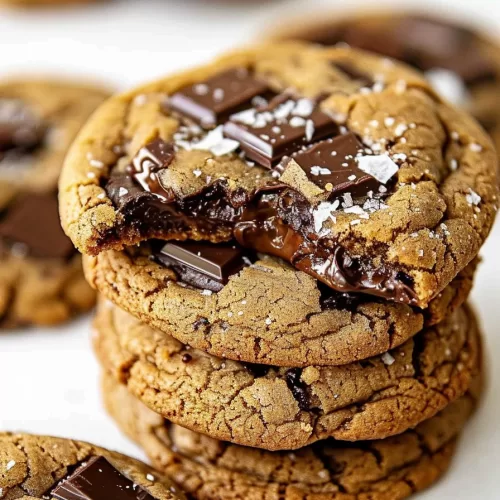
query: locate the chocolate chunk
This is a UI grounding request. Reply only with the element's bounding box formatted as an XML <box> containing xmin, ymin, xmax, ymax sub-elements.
<box><xmin>223</xmin><ymin>94</ymin><xmax>339</xmax><ymax>168</ymax></box>
<box><xmin>155</xmin><ymin>240</ymin><xmax>251</xmax><ymax>292</ymax></box>
<box><xmin>286</xmin><ymin>133</ymin><xmax>381</xmax><ymax>196</ymax></box>
<box><xmin>169</xmin><ymin>68</ymin><xmax>271</xmax><ymax>128</ymax></box>
<box><xmin>332</xmin><ymin>62</ymin><xmax>374</xmax><ymax>87</ymax></box>
<box><xmin>126</xmin><ymin>138</ymin><xmax>175</xmax><ymax>201</ymax></box>
<box><xmin>0</xmin><ymin>192</ymin><xmax>74</xmax><ymax>259</ymax></box>
<box><xmin>0</xmin><ymin>99</ymin><xmax>46</xmax><ymax>155</ymax></box>
<box><xmin>285</xmin><ymin>368</ymin><xmax>311</xmax><ymax>411</ymax></box>
<box><xmin>243</xmin><ymin>363</ymin><xmax>271</xmax><ymax>378</ymax></box>
<box><xmin>51</xmin><ymin>456</ymin><xmax>154</xmax><ymax>500</ymax></box>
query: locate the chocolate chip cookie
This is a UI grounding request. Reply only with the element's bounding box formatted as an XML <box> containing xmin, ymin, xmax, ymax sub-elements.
<box><xmin>85</xmin><ymin>246</ymin><xmax>476</xmax><ymax>368</ymax></box>
<box><xmin>0</xmin><ymin>79</ymin><xmax>109</xmax><ymax>327</ymax></box>
<box><xmin>94</xmin><ymin>298</ymin><xmax>481</xmax><ymax>450</ymax></box>
<box><xmin>0</xmin><ymin>432</ymin><xmax>185</xmax><ymax>499</ymax></box>
<box><xmin>273</xmin><ymin>13</ymin><xmax>500</xmax><ymax>151</ymax></box>
<box><xmin>59</xmin><ymin>43</ymin><xmax>498</xmax><ymax>310</ymax></box>
<box><xmin>103</xmin><ymin>371</ymin><xmax>483</xmax><ymax>500</ymax></box>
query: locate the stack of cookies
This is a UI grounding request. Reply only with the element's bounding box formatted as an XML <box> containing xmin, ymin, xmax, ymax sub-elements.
<box><xmin>59</xmin><ymin>43</ymin><xmax>498</xmax><ymax>499</ymax></box>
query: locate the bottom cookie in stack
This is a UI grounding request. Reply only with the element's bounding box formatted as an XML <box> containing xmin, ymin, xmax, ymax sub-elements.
<box><xmin>102</xmin><ymin>373</ymin><xmax>483</xmax><ymax>500</ymax></box>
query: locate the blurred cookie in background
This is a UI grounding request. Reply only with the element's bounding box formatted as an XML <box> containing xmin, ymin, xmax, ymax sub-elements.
<box><xmin>0</xmin><ymin>79</ymin><xmax>109</xmax><ymax>328</ymax></box>
<box><xmin>272</xmin><ymin>12</ymin><xmax>500</xmax><ymax>151</ymax></box>
<box><xmin>0</xmin><ymin>0</ymin><xmax>104</xmax><ymax>7</ymax></box>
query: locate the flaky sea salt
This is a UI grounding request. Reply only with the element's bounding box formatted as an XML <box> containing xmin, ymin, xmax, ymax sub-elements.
<box><xmin>357</xmin><ymin>155</ymin><xmax>399</xmax><ymax>184</ymax></box>
<box><xmin>381</xmin><ymin>352</ymin><xmax>395</xmax><ymax>366</ymax></box>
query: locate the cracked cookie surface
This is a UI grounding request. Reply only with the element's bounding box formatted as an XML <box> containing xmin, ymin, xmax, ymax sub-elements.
<box><xmin>103</xmin><ymin>372</ymin><xmax>483</xmax><ymax>500</ymax></box>
<box><xmin>272</xmin><ymin>12</ymin><xmax>500</xmax><ymax>157</ymax></box>
<box><xmin>94</xmin><ymin>298</ymin><xmax>481</xmax><ymax>450</ymax></box>
<box><xmin>60</xmin><ymin>43</ymin><xmax>498</xmax><ymax>308</ymax></box>
<box><xmin>0</xmin><ymin>433</ymin><xmax>185</xmax><ymax>499</ymax></box>
<box><xmin>0</xmin><ymin>79</ymin><xmax>109</xmax><ymax>327</ymax></box>
<box><xmin>85</xmin><ymin>246</ymin><xmax>476</xmax><ymax>368</ymax></box>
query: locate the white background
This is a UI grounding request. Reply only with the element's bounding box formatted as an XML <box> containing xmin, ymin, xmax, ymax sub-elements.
<box><xmin>0</xmin><ymin>0</ymin><xmax>499</xmax><ymax>498</ymax></box>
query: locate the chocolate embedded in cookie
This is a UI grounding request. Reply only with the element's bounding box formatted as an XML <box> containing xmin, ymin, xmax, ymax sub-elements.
<box><xmin>0</xmin><ymin>433</ymin><xmax>184</xmax><ymax>500</ymax></box>
<box><xmin>94</xmin><ymin>298</ymin><xmax>481</xmax><ymax>450</ymax></box>
<box><xmin>273</xmin><ymin>14</ymin><xmax>500</xmax><ymax>144</ymax></box>
<box><xmin>103</xmin><ymin>371</ymin><xmax>482</xmax><ymax>500</ymax></box>
<box><xmin>60</xmin><ymin>44</ymin><xmax>498</xmax><ymax>309</ymax></box>
<box><xmin>0</xmin><ymin>79</ymin><xmax>109</xmax><ymax>328</ymax></box>
<box><xmin>84</xmin><ymin>244</ymin><xmax>477</xmax><ymax>368</ymax></box>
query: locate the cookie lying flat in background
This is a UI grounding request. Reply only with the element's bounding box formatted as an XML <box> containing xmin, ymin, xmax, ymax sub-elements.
<box><xmin>0</xmin><ymin>432</ymin><xmax>185</xmax><ymax>499</ymax></box>
<box><xmin>272</xmin><ymin>12</ymin><xmax>500</xmax><ymax>161</ymax></box>
<box><xmin>94</xmin><ymin>298</ymin><xmax>482</xmax><ymax>450</ymax></box>
<box><xmin>0</xmin><ymin>0</ymin><xmax>103</xmax><ymax>7</ymax></box>
<box><xmin>103</xmin><ymin>370</ymin><xmax>484</xmax><ymax>500</ymax></box>
<box><xmin>0</xmin><ymin>79</ymin><xmax>109</xmax><ymax>328</ymax></box>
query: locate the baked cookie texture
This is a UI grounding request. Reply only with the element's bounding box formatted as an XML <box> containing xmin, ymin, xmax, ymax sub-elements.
<box><xmin>272</xmin><ymin>13</ymin><xmax>500</xmax><ymax>151</ymax></box>
<box><xmin>103</xmin><ymin>371</ymin><xmax>483</xmax><ymax>500</ymax></box>
<box><xmin>84</xmin><ymin>247</ymin><xmax>476</xmax><ymax>368</ymax></box>
<box><xmin>94</xmin><ymin>298</ymin><xmax>481</xmax><ymax>450</ymax></box>
<box><xmin>0</xmin><ymin>79</ymin><xmax>109</xmax><ymax>327</ymax></box>
<box><xmin>59</xmin><ymin>43</ymin><xmax>498</xmax><ymax>309</ymax></box>
<box><xmin>0</xmin><ymin>433</ymin><xmax>185</xmax><ymax>499</ymax></box>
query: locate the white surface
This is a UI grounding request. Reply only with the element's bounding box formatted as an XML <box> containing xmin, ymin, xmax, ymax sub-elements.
<box><xmin>0</xmin><ymin>0</ymin><xmax>499</xmax><ymax>497</ymax></box>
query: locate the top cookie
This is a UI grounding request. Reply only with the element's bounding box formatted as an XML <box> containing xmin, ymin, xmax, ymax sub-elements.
<box><xmin>0</xmin><ymin>432</ymin><xmax>184</xmax><ymax>499</ymax></box>
<box><xmin>59</xmin><ymin>43</ymin><xmax>499</xmax><ymax>307</ymax></box>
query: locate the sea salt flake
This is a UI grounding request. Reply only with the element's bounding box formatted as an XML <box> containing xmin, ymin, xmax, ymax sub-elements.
<box><xmin>193</xmin><ymin>169</ymin><xmax>202</xmax><ymax>178</ymax></box>
<box><xmin>313</xmin><ymin>201</ymin><xmax>339</xmax><ymax>232</ymax></box>
<box><xmin>194</xmin><ymin>83</ymin><xmax>209</xmax><ymax>95</ymax></box>
<box><xmin>357</xmin><ymin>155</ymin><xmax>399</xmax><ymax>184</ymax></box>
<box><xmin>384</xmin><ymin>117</ymin><xmax>395</xmax><ymax>127</ymax></box>
<box><xmin>381</xmin><ymin>352</ymin><xmax>395</xmax><ymax>366</ymax></box>
<box><xmin>293</xmin><ymin>98</ymin><xmax>314</xmax><ymax>117</ymax></box>
<box><xmin>305</xmin><ymin>120</ymin><xmax>315</xmax><ymax>141</ymax></box>
<box><xmin>289</xmin><ymin>116</ymin><xmax>306</xmax><ymax>128</ymax></box>
<box><xmin>310</xmin><ymin>166</ymin><xmax>331</xmax><ymax>176</ymax></box>
<box><xmin>118</xmin><ymin>187</ymin><xmax>128</xmax><ymax>197</ymax></box>
<box><xmin>6</xmin><ymin>460</ymin><xmax>15</xmax><ymax>471</ymax></box>
<box><xmin>192</xmin><ymin>126</ymin><xmax>239</xmax><ymax>156</ymax></box>
<box><xmin>146</xmin><ymin>473</ymin><xmax>155</xmax><ymax>482</ymax></box>
<box><xmin>465</xmin><ymin>188</ymin><xmax>481</xmax><ymax>206</ymax></box>
<box><xmin>470</xmin><ymin>143</ymin><xmax>483</xmax><ymax>152</ymax></box>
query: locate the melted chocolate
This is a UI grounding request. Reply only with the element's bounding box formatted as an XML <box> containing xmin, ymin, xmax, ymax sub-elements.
<box><xmin>126</xmin><ymin>138</ymin><xmax>175</xmax><ymax>201</ymax></box>
<box><xmin>285</xmin><ymin>368</ymin><xmax>311</xmax><ymax>411</ymax></box>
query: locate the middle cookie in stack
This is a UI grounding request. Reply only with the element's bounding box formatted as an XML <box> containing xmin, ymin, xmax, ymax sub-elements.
<box><xmin>58</xmin><ymin>42</ymin><xmax>497</xmax><ymax>498</ymax></box>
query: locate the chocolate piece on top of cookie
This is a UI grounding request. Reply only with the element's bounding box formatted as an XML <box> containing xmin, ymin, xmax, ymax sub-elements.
<box><xmin>168</xmin><ymin>68</ymin><xmax>271</xmax><ymax>128</ymax></box>
<box><xmin>52</xmin><ymin>456</ymin><xmax>154</xmax><ymax>500</ymax></box>
<box><xmin>155</xmin><ymin>240</ymin><xmax>252</xmax><ymax>292</ymax></box>
<box><xmin>224</xmin><ymin>93</ymin><xmax>339</xmax><ymax>168</ymax></box>
<box><xmin>0</xmin><ymin>192</ymin><xmax>74</xmax><ymax>259</ymax></box>
<box><xmin>126</xmin><ymin>138</ymin><xmax>176</xmax><ymax>202</ymax></box>
<box><xmin>279</xmin><ymin>132</ymin><xmax>385</xmax><ymax>198</ymax></box>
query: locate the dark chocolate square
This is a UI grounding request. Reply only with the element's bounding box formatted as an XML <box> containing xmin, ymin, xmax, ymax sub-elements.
<box><xmin>168</xmin><ymin>68</ymin><xmax>271</xmax><ymax>128</ymax></box>
<box><xmin>51</xmin><ymin>456</ymin><xmax>154</xmax><ymax>500</ymax></box>
<box><xmin>223</xmin><ymin>94</ymin><xmax>339</xmax><ymax>168</ymax></box>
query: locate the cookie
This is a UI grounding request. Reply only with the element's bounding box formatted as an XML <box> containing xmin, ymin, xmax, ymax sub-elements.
<box><xmin>0</xmin><ymin>0</ymin><xmax>101</xmax><ymax>6</ymax></box>
<box><xmin>103</xmin><ymin>372</ymin><xmax>483</xmax><ymax>500</ymax></box>
<box><xmin>94</xmin><ymin>298</ymin><xmax>481</xmax><ymax>450</ymax></box>
<box><xmin>272</xmin><ymin>13</ymin><xmax>500</xmax><ymax>150</ymax></box>
<box><xmin>59</xmin><ymin>43</ymin><xmax>498</xmax><ymax>309</ymax></box>
<box><xmin>0</xmin><ymin>432</ymin><xmax>185</xmax><ymax>499</ymax></box>
<box><xmin>84</xmin><ymin>245</ymin><xmax>476</xmax><ymax>368</ymax></box>
<box><xmin>0</xmin><ymin>79</ymin><xmax>109</xmax><ymax>327</ymax></box>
